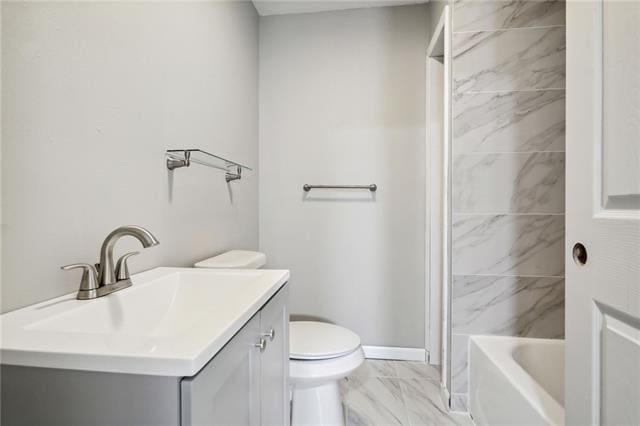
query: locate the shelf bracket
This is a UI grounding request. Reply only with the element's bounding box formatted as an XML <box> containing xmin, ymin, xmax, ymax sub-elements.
<box><xmin>167</xmin><ymin>150</ymin><xmax>191</xmax><ymax>170</ymax></box>
<box><xmin>225</xmin><ymin>165</ymin><xmax>242</xmax><ymax>183</ymax></box>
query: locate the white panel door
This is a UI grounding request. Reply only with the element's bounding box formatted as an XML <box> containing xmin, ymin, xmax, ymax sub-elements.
<box><xmin>566</xmin><ymin>1</ymin><xmax>640</xmax><ymax>425</ymax></box>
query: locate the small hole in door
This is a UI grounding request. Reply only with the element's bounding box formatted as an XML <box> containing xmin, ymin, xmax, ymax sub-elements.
<box><xmin>573</xmin><ymin>242</ymin><xmax>588</xmax><ymax>266</ymax></box>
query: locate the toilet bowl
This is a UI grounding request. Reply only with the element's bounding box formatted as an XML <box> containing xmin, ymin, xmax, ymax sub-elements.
<box><xmin>195</xmin><ymin>250</ymin><xmax>365</xmax><ymax>426</ymax></box>
<box><xmin>289</xmin><ymin>321</ymin><xmax>364</xmax><ymax>425</ymax></box>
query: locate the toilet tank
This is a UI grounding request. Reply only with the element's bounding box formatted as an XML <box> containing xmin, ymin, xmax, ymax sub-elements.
<box><xmin>194</xmin><ymin>250</ymin><xmax>266</xmax><ymax>269</ymax></box>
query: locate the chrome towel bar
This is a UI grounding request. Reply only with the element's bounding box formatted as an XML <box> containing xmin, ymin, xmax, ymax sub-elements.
<box><xmin>303</xmin><ymin>184</ymin><xmax>377</xmax><ymax>192</ymax></box>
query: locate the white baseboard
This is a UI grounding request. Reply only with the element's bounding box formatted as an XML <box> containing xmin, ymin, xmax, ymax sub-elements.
<box><xmin>362</xmin><ymin>346</ymin><xmax>427</xmax><ymax>362</ymax></box>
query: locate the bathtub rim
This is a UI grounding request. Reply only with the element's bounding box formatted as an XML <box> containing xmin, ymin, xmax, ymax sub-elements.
<box><xmin>470</xmin><ymin>335</ymin><xmax>564</xmax><ymax>426</ymax></box>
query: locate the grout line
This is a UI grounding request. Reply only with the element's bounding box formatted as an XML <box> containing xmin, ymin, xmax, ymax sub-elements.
<box><xmin>451</xmin><ymin>273</ymin><xmax>565</xmax><ymax>279</ymax></box>
<box><xmin>391</xmin><ymin>361</ymin><xmax>401</xmax><ymax>379</ymax></box>
<box><xmin>452</xmin><ymin>24</ymin><xmax>566</xmax><ymax>35</ymax></box>
<box><xmin>451</xmin><ymin>212</ymin><xmax>565</xmax><ymax>216</ymax></box>
<box><xmin>397</xmin><ymin>376</ymin><xmax>412</xmax><ymax>426</ymax></box>
<box><xmin>455</xmin><ymin>88</ymin><xmax>566</xmax><ymax>94</ymax></box>
<box><xmin>452</xmin><ymin>151</ymin><xmax>565</xmax><ymax>155</ymax></box>
<box><xmin>357</xmin><ymin>360</ymin><xmax>442</xmax><ymax>381</ymax></box>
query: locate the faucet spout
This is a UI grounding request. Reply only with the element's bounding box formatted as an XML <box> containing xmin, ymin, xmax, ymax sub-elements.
<box><xmin>98</xmin><ymin>225</ymin><xmax>159</xmax><ymax>286</ymax></box>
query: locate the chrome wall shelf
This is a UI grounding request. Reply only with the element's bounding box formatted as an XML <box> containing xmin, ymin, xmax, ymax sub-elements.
<box><xmin>166</xmin><ymin>149</ymin><xmax>251</xmax><ymax>183</ymax></box>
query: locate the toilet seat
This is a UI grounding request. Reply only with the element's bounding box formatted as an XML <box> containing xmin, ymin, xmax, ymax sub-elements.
<box><xmin>289</xmin><ymin>346</ymin><xmax>364</xmax><ymax>384</ymax></box>
<box><xmin>290</xmin><ymin>321</ymin><xmax>361</xmax><ymax>360</ymax></box>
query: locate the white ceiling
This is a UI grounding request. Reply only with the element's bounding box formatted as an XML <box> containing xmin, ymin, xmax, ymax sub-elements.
<box><xmin>252</xmin><ymin>0</ymin><xmax>429</xmax><ymax>16</ymax></box>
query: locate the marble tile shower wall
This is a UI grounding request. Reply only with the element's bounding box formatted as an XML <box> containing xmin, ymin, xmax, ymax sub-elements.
<box><xmin>450</xmin><ymin>0</ymin><xmax>566</xmax><ymax>412</ymax></box>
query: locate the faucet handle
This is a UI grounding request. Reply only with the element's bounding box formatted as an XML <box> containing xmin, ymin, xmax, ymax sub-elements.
<box><xmin>115</xmin><ymin>251</ymin><xmax>139</xmax><ymax>281</ymax></box>
<box><xmin>61</xmin><ymin>263</ymin><xmax>99</xmax><ymax>291</ymax></box>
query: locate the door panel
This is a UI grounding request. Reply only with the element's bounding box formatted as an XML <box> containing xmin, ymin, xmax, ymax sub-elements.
<box><xmin>602</xmin><ymin>0</ymin><xmax>640</xmax><ymax>208</ymax></box>
<box><xmin>181</xmin><ymin>313</ymin><xmax>261</xmax><ymax>426</ymax></box>
<box><xmin>260</xmin><ymin>286</ymin><xmax>290</xmax><ymax>426</ymax></box>
<box><xmin>566</xmin><ymin>1</ymin><xmax>640</xmax><ymax>424</ymax></box>
<box><xmin>599</xmin><ymin>307</ymin><xmax>640</xmax><ymax>425</ymax></box>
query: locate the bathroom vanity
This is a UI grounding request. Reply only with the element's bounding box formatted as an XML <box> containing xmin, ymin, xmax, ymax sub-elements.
<box><xmin>0</xmin><ymin>268</ymin><xmax>290</xmax><ymax>426</ymax></box>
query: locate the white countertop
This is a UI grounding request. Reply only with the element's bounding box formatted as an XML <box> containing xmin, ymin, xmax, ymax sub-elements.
<box><xmin>0</xmin><ymin>267</ymin><xmax>289</xmax><ymax>377</ymax></box>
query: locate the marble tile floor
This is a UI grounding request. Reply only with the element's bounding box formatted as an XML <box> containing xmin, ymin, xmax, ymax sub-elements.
<box><xmin>340</xmin><ymin>360</ymin><xmax>474</xmax><ymax>426</ymax></box>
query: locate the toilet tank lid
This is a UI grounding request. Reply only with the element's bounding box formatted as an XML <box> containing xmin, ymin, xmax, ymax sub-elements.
<box><xmin>194</xmin><ymin>250</ymin><xmax>267</xmax><ymax>269</ymax></box>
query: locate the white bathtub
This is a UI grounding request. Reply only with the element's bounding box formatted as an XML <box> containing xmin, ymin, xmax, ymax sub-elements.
<box><xmin>469</xmin><ymin>336</ymin><xmax>564</xmax><ymax>426</ymax></box>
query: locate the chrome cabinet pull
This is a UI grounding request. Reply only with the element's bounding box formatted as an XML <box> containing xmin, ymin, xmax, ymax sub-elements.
<box><xmin>255</xmin><ymin>337</ymin><xmax>267</xmax><ymax>352</ymax></box>
<box><xmin>261</xmin><ymin>328</ymin><xmax>275</xmax><ymax>342</ymax></box>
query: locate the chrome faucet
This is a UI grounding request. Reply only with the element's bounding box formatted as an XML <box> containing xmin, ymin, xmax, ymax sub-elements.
<box><xmin>98</xmin><ymin>226</ymin><xmax>159</xmax><ymax>286</ymax></box>
<box><xmin>61</xmin><ymin>225</ymin><xmax>159</xmax><ymax>300</ymax></box>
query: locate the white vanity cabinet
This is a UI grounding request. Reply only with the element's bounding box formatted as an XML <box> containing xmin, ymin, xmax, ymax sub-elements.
<box><xmin>181</xmin><ymin>286</ymin><xmax>289</xmax><ymax>426</ymax></box>
<box><xmin>1</xmin><ymin>283</ymin><xmax>289</xmax><ymax>426</ymax></box>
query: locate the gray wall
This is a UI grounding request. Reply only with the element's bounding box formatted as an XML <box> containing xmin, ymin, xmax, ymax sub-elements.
<box><xmin>449</xmin><ymin>0</ymin><xmax>566</xmax><ymax>411</ymax></box>
<box><xmin>1</xmin><ymin>1</ymin><xmax>259</xmax><ymax>312</ymax></box>
<box><xmin>259</xmin><ymin>4</ymin><xmax>430</xmax><ymax>348</ymax></box>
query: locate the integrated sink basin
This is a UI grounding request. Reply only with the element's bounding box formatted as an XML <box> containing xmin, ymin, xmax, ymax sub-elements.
<box><xmin>0</xmin><ymin>267</ymin><xmax>289</xmax><ymax>376</ymax></box>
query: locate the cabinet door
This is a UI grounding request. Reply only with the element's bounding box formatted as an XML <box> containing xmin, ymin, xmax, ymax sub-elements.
<box><xmin>181</xmin><ymin>313</ymin><xmax>261</xmax><ymax>426</ymax></box>
<box><xmin>260</xmin><ymin>286</ymin><xmax>290</xmax><ymax>426</ymax></box>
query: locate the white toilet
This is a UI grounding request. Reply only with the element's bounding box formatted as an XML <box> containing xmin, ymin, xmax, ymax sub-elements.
<box><xmin>195</xmin><ymin>250</ymin><xmax>365</xmax><ymax>426</ymax></box>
